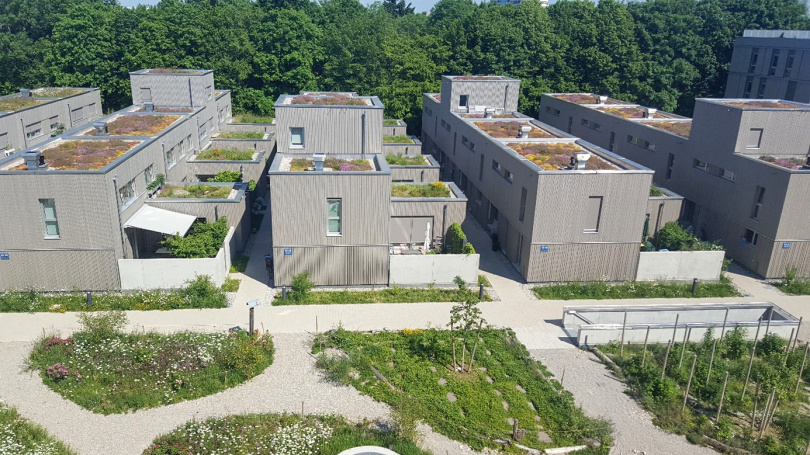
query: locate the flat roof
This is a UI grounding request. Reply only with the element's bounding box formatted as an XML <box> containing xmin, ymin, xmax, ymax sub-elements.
<box><xmin>472</xmin><ymin>120</ymin><xmax>560</xmax><ymax>139</ymax></box>
<box><xmin>443</xmin><ymin>75</ymin><xmax>520</xmax><ymax>82</ymax></box>
<box><xmin>82</xmin><ymin>114</ymin><xmax>182</xmax><ymax>137</ymax></box>
<box><xmin>275</xmin><ymin>92</ymin><xmax>382</xmax><ymax>108</ymax></box>
<box><xmin>269</xmin><ymin>153</ymin><xmax>390</xmax><ymax>174</ymax></box>
<box><xmin>0</xmin><ymin>88</ymin><xmax>96</xmax><ymax>115</ymax></box>
<box><xmin>130</xmin><ymin>68</ymin><xmax>211</xmax><ymax>75</ymax></box>
<box><xmin>1</xmin><ymin>138</ymin><xmax>141</xmax><ymax>172</ymax></box>
<box><xmin>742</xmin><ymin>30</ymin><xmax>810</xmax><ymax>39</ymax></box>
<box><xmin>704</xmin><ymin>99</ymin><xmax>810</xmax><ymax>110</ymax></box>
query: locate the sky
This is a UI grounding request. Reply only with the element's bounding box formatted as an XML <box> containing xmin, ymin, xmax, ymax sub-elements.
<box><xmin>120</xmin><ymin>0</ymin><xmax>459</xmax><ymax>14</ymax></box>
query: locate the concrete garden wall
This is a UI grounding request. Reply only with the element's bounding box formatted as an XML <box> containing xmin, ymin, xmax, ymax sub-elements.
<box><xmin>389</xmin><ymin>254</ymin><xmax>479</xmax><ymax>286</ymax></box>
<box><xmin>383</xmin><ymin>138</ymin><xmax>422</xmax><ymax>156</ymax></box>
<box><xmin>636</xmin><ymin>250</ymin><xmax>725</xmax><ymax>281</ymax></box>
<box><xmin>118</xmin><ymin>228</ymin><xmax>233</xmax><ymax>290</ymax></box>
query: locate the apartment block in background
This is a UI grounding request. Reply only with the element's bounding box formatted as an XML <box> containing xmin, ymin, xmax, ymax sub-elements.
<box><xmin>539</xmin><ymin>93</ymin><xmax>810</xmax><ymax>278</ymax></box>
<box><xmin>0</xmin><ymin>87</ymin><xmax>102</xmax><ymax>156</ymax></box>
<box><xmin>422</xmin><ymin>76</ymin><xmax>658</xmax><ymax>282</ymax></box>
<box><xmin>725</xmin><ymin>30</ymin><xmax>810</xmax><ymax>103</ymax></box>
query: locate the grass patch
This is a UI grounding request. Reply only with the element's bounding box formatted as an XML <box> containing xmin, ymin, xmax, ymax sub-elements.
<box><xmin>383</xmin><ymin>119</ymin><xmax>401</xmax><ymax>126</ymax></box>
<box><xmin>34</xmin><ymin>88</ymin><xmax>83</xmax><ymax>98</ymax></box>
<box><xmin>650</xmin><ymin>185</ymin><xmax>664</xmax><ymax>196</ymax></box>
<box><xmin>38</xmin><ymin>139</ymin><xmax>137</xmax><ymax>171</ymax></box>
<box><xmin>143</xmin><ymin>413</ymin><xmax>429</xmax><ymax>455</ymax></box>
<box><xmin>386</xmin><ymin>154</ymin><xmax>427</xmax><ymax>166</ymax></box>
<box><xmin>383</xmin><ymin>135</ymin><xmax>414</xmax><ymax>143</ymax></box>
<box><xmin>221</xmin><ymin>277</ymin><xmax>240</xmax><ymax>292</ymax></box>
<box><xmin>196</xmin><ymin>147</ymin><xmax>254</xmax><ymax>161</ymax></box>
<box><xmin>217</xmin><ymin>131</ymin><xmax>265</xmax><ymax>139</ymax></box>
<box><xmin>232</xmin><ymin>113</ymin><xmax>273</xmax><ymax>124</ymax></box>
<box><xmin>533</xmin><ymin>277</ymin><xmax>740</xmax><ymax>300</ymax></box>
<box><xmin>600</xmin><ymin>329</ymin><xmax>810</xmax><ymax>454</ymax></box>
<box><xmin>775</xmin><ymin>269</ymin><xmax>810</xmax><ymax>295</ymax></box>
<box><xmin>230</xmin><ymin>254</ymin><xmax>250</xmax><ymax>273</ymax></box>
<box><xmin>0</xmin><ymin>275</ymin><xmax>227</xmax><ymax>313</ymax></box>
<box><xmin>313</xmin><ymin>328</ymin><xmax>612</xmax><ymax>452</ymax></box>
<box><xmin>0</xmin><ymin>403</ymin><xmax>77</xmax><ymax>454</ymax></box>
<box><xmin>274</xmin><ymin>286</ymin><xmax>489</xmax><ymax>305</ymax></box>
<box><xmin>478</xmin><ymin>274</ymin><xmax>491</xmax><ymax>287</ymax></box>
<box><xmin>290</xmin><ymin>157</ymin><xmax>373</xmax><ymax>172</ymax></box>
<box><xmin>158</xmin><ymin>184</ymin><xmax>232</xmax><ymax>199</ymax></box>
<box><xmin>0</xmin><ymin>96</ymin><xmax>41</xmax><ymax>112</ymax></box>
<box><xmin>392</xmin><ymin>182</ymin><xmax>450</xmax><ymax>198</ymax></box>
<box><xmin>28</xmin><ymin>312</ymin><xmax>274</xmax><ymax>414</ymax></box>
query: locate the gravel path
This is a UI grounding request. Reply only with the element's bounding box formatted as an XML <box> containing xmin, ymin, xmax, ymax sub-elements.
<box><xmin>531</xmin><ymin>348</ymin><xmax>716</xmax><ymax>455</ymax></box>
<box><xmin>0</xmin><ymin>333</ymin><xmax>480</xmax><ymax>455</ymax></box>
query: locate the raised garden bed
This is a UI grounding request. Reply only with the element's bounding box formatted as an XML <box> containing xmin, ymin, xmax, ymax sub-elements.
<box><xmin>275</xmin><ymin>287</ymin><xmax>489</xmax><ymax>305</ymax></box>
<box><xmin>231</xmin><ymin>114</ymin><xmax>273</xmax><ymax>124</ymax></box>
<box><xmin>600</xmin><ymin>330</ymin><xmax>810</xmax><ymax>454</ymax></box>
<box><xmin>85</xmin><ymin>115</ymin><xmax>179</xmax><ymax>136</ymax></box>
<box><xmin>196</xmin><ymin>148</ymin><xmax>255</xmax><ymax>161</ymax></box>
<box><xmin>642</xmin><ymin>121</ymin><xmax>692</xmax><ymax>138</ymax></box>
<box><xmin>386</xmin><ymin>154</ymin><xmax>427</xmax><ymax>166</ymax></box>
<box><xmin>760</xmin><ymin>156</ymin><xmax>806</xmax><ymax>170</ymax></box>
<box><xmin>40</xmin><ymin>139</ymin><xmax>138</xmax><ymax>170</ymax></box>
<box><xmin>383</xmin><ymin>135</ymin><xmax>414</xmax><ymax>143</ymax></box>
<box><xmin>289</xmin><ymin>157</ymin><xmax>373</xmax><ymax>172</ymax></box>
<box><xmin>158</xmin><ymin>184</ymin><xmax>233</xmax><ymax>199</ymax></box>
<box><xmin>392</xmin><ymin>182</ymin><xmax>450</xmax><ymax>198</ymax></box>
<box><xmin>313</xmin><ymin>328</ymin><xmax>611</xmax><ymax>452</ymax></box>
<box><xmin>143</xmin><ymin>413</ymin><xmax>428</xmax><ymax>455</ymax></box>
<box><xmin>474</xmin><ymin>121</ymin><xmax>555</xmax><ymax>139</ymax></box>
<box><xmin>28</xmin><ymin>313</ymin><xmax>274</xmax><ymax>414</ymax></box>
<box><xmin>508</xmin><ymin>142</ymin><xmax>618</xmax><ymax>171</ymax></box>
<box><xmin>217</xmin><ymin>131</ymin><xmax>265</xmax><ymax>139</ymax></box>
<box><xmin>0</xmin><ymin>403</ymin><xmax>76</xmax><ymax>454</ymax></box>
<box><xmin>595</xmin><ymin>107</ymin><xmax>670</xmax><ymax>119</ymax></box>
<box><xmin>532</xmin><ymin>277</ymin><xmax>740</xmax><ymax>300</ymax></box>
<box><xmin>34</xmin><ymin>88</ymin><xmax>83</xmax><ymax>98</ymax></box>
<box><xmin>0</xmin><ymin>97</ymin><xmax>43</xmax><ymax>112</ymax></box>
<box><xmin>289</xmin><ymin>94</ymin><xmax>369</xmax><ymax>106</ymax></box>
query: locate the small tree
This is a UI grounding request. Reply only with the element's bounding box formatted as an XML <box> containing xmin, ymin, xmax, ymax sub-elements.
<box><xmin>290</xmin><ymin>271</ymin><xmax>314</xmax><ymax>302</ymax></box>
<box><xmin>449</xmin><ymin>298</ymin><xmax>486</xmax><ymax>372</ymax></box>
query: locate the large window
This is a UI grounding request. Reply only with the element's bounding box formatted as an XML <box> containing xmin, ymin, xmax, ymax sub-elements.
<box><xmin>751</xmin><ymin>186</ymin><xmax>765</xmax><ymax>219</ymax></box>
<box><xmin>748</xmin><ymin>48</ymin><xmax>759</xmax><ymax>73</ymax></box>
<box><xmin>743</xmin><ymin>76</ymin><xmax>754</xmax><ymax>98</ymax></box>
<box><xmin>768</xmin><ymin>50</ymin><xmax>780</xmax><ymax>76</ymax></box>
<box><xmin>290</xmin><ymin>127</ymin><xmax>304</xmax><ymax>148</ymax></box>
<box><xmin>784</xmin><ymin>50</ymin><xmax>797</xmax><ymax>78</ymax></box>
<box><xmin>459</xmin><ymin>94</ymin><xmax>469</xmax><ymax>109</ymax></box>
<box><xmin>584</xmin><ymin>196</ymin><xmax>603</xmax><ymax>233</ymax></box>
<box><xmin>666</xmin><ymin>153</ymin><xmax>675</xmax><ymax>180</ymax></box>
<box><xmin>119</xmin><ymin>179</ymin><xmax>137</xmax><ymax>208</ymax></box>
<box><xmin>26</xmin><ymin>122</ymin><xmax>43</xmax><ymax>139</ymax></box>
<box><xmin>327</xmin><ymin>198</ymin><xmax>342</xmax><ymax>235</ymax></box>
<box><xmin>743</xmin><ymin>229</ymin><xmax>759</xmax><ymax>246</ymax></box>
<box><xmin>746</xmin><ymin>128</ymin><xmax>763</xmax><ymax>149</ymax></box>
<box><xmin>41</xmin><ymin>199</ymin><xmax>60</xmax><ymax>239</ymax></box>
<box><xmin>519</xmin><ymin>187</ymin><xmax>527</xmax><ymax>222</ymax></box>
<box><xmin>479</xmin><ymin>154</ymin><xmax>484</xmax><ymax>181</ymax></box>
<box><xmin>756</xmin><ymin>79</ymin><xmax>767</xmax><ymax>99</ymax></box>
<box><xmin>144</xmin><ymin>165</ymin><xmax>154</xmax><ymax>188</ymax></box>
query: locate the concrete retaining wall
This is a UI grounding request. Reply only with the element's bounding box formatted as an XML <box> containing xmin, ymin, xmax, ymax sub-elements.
<box><xmin>118</xmin><ymin>229</ymin><xmax>233</xmax><ymax>290</ymax></box>
<box><xmin>389</xmin><ymin>254</ymin><xmax>479</xmax><ymax>286</ymax></box>
<box><xmin>636</xmin><ymin>250</ymin><xmax>725</xmax><ymax>281</ymax></box>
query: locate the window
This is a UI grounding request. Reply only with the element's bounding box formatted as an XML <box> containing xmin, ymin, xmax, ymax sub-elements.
<box><xmin>118</xmin><ymin>179</ymin><xmax>137</xmax><ymax>208</ymax></box>
<box><xmin>751</xmin><ymin>186</ymin><xmax>765</xmax><ymax>219</ymax></box>
<box><xmin>26</xmin><ymin>122</ymin><xmax>42</xmax><ymax>139</ymax></box>
<box><xmin>440</xmin><ymin>119</ymin><xmax>446</xmax><ymax>129</ymax></box>
<box><xmin>743</xmin><ymin>76</ymin><xmax>754</xmax><ymax>98</ymax></box>
<box><xmin>608</xmin><ymin>132</ymin><xmax>615</xmax><ymax>151</ymax></box>
<box><xmin>327</xmin><ymin>199</ymin><xmax>342</xmax><ymax>235</ymax></box>
<box><xmin>70</xmin><ymin>106</ymin><xmax>83</xmax><ymax>122</ymax></box>
<box><xmin>768</xmin><ymin>49</ymin><xmax>780</xmax><ymax>76</ymax></box>
<box><xmin>462</xmin><ymin>136</ymin><xmax>468</xmax><ymax>147</ymax></box>
<box><xmin>743</xmin><ymin>229</ymin><xmax>758</xmax><ymax>246</ymax></box>
<box><xmin>144</xmin><ymin>165</ymin><xmax>154</xmax><ymax>188</ymax></box>
<box><xmin>627</xmin><ymin>134</ymin><xmax>639</xmax><ymax>145</ymax></box>
<box><xmin>206</xmin><ymin>85</ymin><xmax>213</xmax><ymax>101</ymax></box>
<box><xmin>786</xmin><ymin>81</ymin><xmax>798</xmax><ymax>101</ymax></box>
<box><xmin>581</xmin><ymin>119</ymin><xmax>602</xmax><ymax>131</ymax></box>
<box><xmin>756</xmin><ymin>78</ymin><xmax>767</xmax><ymax>99</ymax></box>
<box><xmin>198</xmin><ymin>123</ymin><xmax>207</xmax><ymax>142</ymax></box>
<box><xmin>87</xmin><ymin>103</ymin><xmax>96</xmax><ymax>116</ymax></box>
<box><xmin>504</xmin><ymin>169</ymin><xmax>513</xmax><ymax>183</ymax></box>
<box><xmin>519</xmin><ymin>187</ymin><xmax>527</xmax><ymax>222</ymax></box>
<box><xmin>290</xmin><ymin>127</ymin><xmax>304</xmax><ymax>147</ymax></box>
<box><xmin>476</xmin><ymin>189</ymin><xmax>482</xmax><ymax>205</ymax></box>
<box><xmin>48</xmin><ymin>116</ymin><xmax>59</xmax><ymax>131</ymax></box>
<box><xmin>469</xmin><ymin>141</ymin><xmax>475</xmax><ymax>152</ymax></box>
<box><xmin>459</xmin><ymin>94</ymin><xmax>469</xmax><ymax>109</ymax></box>
<box><xmin>746</xmin><ymin>128</ymin><xmax>763</xmax><ymax>149</ymax></box>
<box><xmin>784</xmin><ymin>50</ymin><xmax>796</xmax><ymax>78</ymax></box>
<box><xmin>643</xmin><ymin>140</ymin><xmax>655</xmax><ymax>151</ymax></box>
<box><xmin>693</xmin><ymin>159</ymin><xmax>709</xmax><ymax>172</ymax></box>
<box><xmin>40</xmin><ymin>199</ymin><xmax>60</xmax><ymax>239</ymax></box>
<box><xmin>427</xmin><ymin>108</ymin><xmax>433</xmax><ymax>117</ymax></box>
<box><xmin>445</xmin><ymin>122</ymin><xmax>451</xmax><ymax>132</ymax></box>
<box><xmin>666</xmin><ymin>153</ymin><xmax>675</xmax><ymax>179</ymax></box>
<box><xmin>166</xmin><ymin>146</ymin><xmax>177</xmax><ymax>167</ymax></box>
<box><xmin>748</xmin><ymin>48</ymin><xmax>759</xmax><ymax>73</ymax></box>
<box><xmin>545</xmin><ymin>106</ymin><xmax>560</xmax><ymax>116</ymax></box>
<box><xmin>479</xmin><ymin>154</ymin><xmax>484</xmax><ymax>181</ymax></box>
<box><xmin>721</xmin><ymin>168</ymin><xmax>735</xmax><ymax>181</ymax></box>
<box><xmin>584</xmin><ymin>196</ymin><xmax>603</xmax><ymax>233</ymax></box>
<box><xmin>492</xmin><ymin>159</ymin><xmax>501</xmax><ymax>173</ymax></box>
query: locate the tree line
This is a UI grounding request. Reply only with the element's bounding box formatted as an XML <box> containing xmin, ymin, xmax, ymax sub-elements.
<box><xmin>1</xmin><ymin>0</ymin><xmax>807</xmax><ymax>132</ymax></box>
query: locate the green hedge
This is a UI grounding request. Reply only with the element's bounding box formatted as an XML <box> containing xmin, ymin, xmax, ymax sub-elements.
<box><xmin>445</xmin><ymin>222</ymin><xmax>475</xmax><ymax>254</ymax></box>
<box><xmin>163</xmin><ymin>217</ymin><xmax>228</xmax><ymax>258</ymax></box>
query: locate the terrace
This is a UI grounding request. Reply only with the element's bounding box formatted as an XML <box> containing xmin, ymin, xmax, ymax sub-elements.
<box><xmin>640</xmin><ymin>120</ymin><xmax>692</xmax><ymax>138</ymax></box>
<box><xmin>84</xmin><ymin>114</ymin><xmax>180</xmax><ymax>137</ymax></box>
<box><xmin>552</xmin><ymin>94</ymin><xmax>623</xmax><ymax>105</ymax></box>
<box><xmin>391</xmin><ymin>182</ymin><xmax>452</xmax><ymax>198</ymax></box>
<box><xmin>383</xmin><ymin>135</ymin><xmax>414</xmax><ymax>144</ymax></box>
<box><xmin>2</xmin><ymin>139</ymin><xmax>140</xmax><ymax>171</ymax></box>
<box><xmin>194</xmin><ymin>147</ymin><xmax>256</xmax><ymax>161</ymax></box>
<box><xmin>385</xmin><ymin>154</ymin><xmax>428</xmax><ymax>166</ymax></box>
<box><xmin>473</xmin><ymin>121</ymin><xmax>557</xmax><ymax>139</ymax></box>
<box><xmin>594</xmin><ymin>106</ymin><xmax>673</xmax><ymax>119</ymax></box>
<box><xmin>282</xmin><ymin>156</ymin><xmax>375</xmax><ymax>172</ymax></box>
<box><xmin>507</xmin><ymin>141</ymin><xmax>619</xmax><ymax>171</ymax></box>
<box><xmin>759</xmin><ymin>155</ymin><xmax>809</xmax><ymax>170</ymax></box>
<box><xmin>156</xmin><ymin>183</ymin><xmax>237</xmax><ymax>199</ymax></box>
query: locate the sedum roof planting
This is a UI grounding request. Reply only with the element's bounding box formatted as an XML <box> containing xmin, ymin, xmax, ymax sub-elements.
<box><xmin>0</xmin><ymin>97</ymin><xmax>43</xmax><ymax>112</ymax></box>
<box><xmin>722</xmin><ymin>100</ymin><xmax>804</xmax><ymax>109</ymax></box>
<box><xmin>288</xmin><ymin>94</ymin><xmax>370</xmax><ymax>106</ymax></box>
<box><xmin>474</xmin><ymin>121</ymin><xmax>556</xmax><ymax>139</ymax></box>
<box><xmin>595</xmin><ymin>107</ymin><xmax>672</xmax><ymax>119</ymax></box>
<box><xmin>508</xmin><ymin>142</ymin><xmax>618</xmax><ymax>171</ymax></box>
<box><xmin>41</xmin><ymin>139</ymin><xmax>138</xmax><ymax>170</ymax></box>
<box><xmin>759</xmin><ymin>155</ymin><xmax>807</xmax><ymax>170</ymax></box>
<box><xmin>85</xmin><ymin>115</ymin><xmax>179</xmax><ymax>137</ymax></box>
<box><xmin>552</xmin><ymin>94</ymin><xmax>623</xmax><ymax>105</ymax></box>
<box><xmin>641</xmin><ymin>121</ymin><xmax>692</xmax><ymax>138</ymax></box>
<box><xmin>288</xmin><ymin>157</ymin><xmax>374</xmax><ymax>172</ymax></box>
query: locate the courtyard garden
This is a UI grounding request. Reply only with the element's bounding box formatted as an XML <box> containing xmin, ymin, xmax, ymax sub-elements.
<box><xmin>600</xmin><ymin>329</ymin><xmax>810</xmax><ymax>454</ymax></box>
<box><xmin>142</xmin><ymin>413</ymin><xmax>428</xmax><ymax>455</ymax></box>
<box><xmin>0</xmin><ymin>403</ymin><xmax>76</xmax><ymax>455</ymax></box>
<box><xmin>27</xmin><ymin>311</ymin><xmax>274</xmax><ymax>414</ymax></box>
<box><xmin>312</xmin><ymin>326</ymin><xmax>611</xmax><ymax>453</ymax></box>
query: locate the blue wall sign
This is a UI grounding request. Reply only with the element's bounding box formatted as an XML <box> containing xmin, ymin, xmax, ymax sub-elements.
<box><xmin>783</xmin><ymin>242</ymin><xmax>791</xmax><ymax>249</ymax></box>
<box><xmin>284</xmin><ymin>248</ymin><xmax>293</xmax><ymax>256</ymax></box>
<box><xmin>540</xmin><ymin>245</ymin><xmax>549</xmax><ymax>253</ymax></box>
<box><xmin>0</xmin><ymin>252</ymin><xmax>8</xmax><ymax>260</ymax></box>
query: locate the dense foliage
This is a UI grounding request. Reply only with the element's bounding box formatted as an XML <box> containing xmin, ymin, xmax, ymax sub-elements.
<box><xmin>533</xmin><ymin>277</ymin><xmax>740</xmax><ymax>300</ymax></box>
<box><xmin>162</xmin><ymin>217</ymin><xmax>229</xmax><ymax>258</ymax></box>
<box><xmin>0</xmin><ymin>403</ymin><xmax>76</xmax><ymax>455</ymax></box>
<box><xmin>313</xmin><ymin>328</ymin><xmax>612</xmax><ymax>452</ymax></box>
<box><xmin>655</xmin><ymin>221</ymin><xmax>723</xmax><ymax>251</ymax></box>
<box><xmin>0</xmin><ymin>275</ymin><xmax>227</xmax><ymax>312</ymax></box>
<box><xmin>775</xmin><ymin>268</ymin><xmax>810</xmax><ymax>295</ymax></box>
<box><xmin>143</xmin><ymin>413</ymin><xmax>429</xmax><ymax>455</ymax></box>
<box><xmin>2</xmin><ymin>0</ymin><xmax>806</xmax><ymax>133</ymax></box>
<box><xmin>445</xmin><ymin>222</ymin><xmax>475</xmax><ymax>254</ymax></box>
<box><xmin>28</xmin><ymin>312</ymin><xmax>274</xmax><ymax>414</ymax></box>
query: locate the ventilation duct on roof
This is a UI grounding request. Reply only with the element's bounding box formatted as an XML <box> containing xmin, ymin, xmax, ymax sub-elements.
<box><xmin>574</xmin><ymin>152</ymin><xmax>591</xmax><ymax>170</ymax></box>
<box><xmin>22</xmin><ymin>151</ymin><xmax>46</xmax><ymax>170</ymax></box>
<box><xmin>19</xmin><ymin>89</ymin><xmax>31</xmax><ymax>98</ymax></box>
<box><xmin>93</xmin><ymin>121</ymin><xmax>108</xmax><ymax>136</ymax></box>
<box><xmin>485</xmin><ymin>108</ymin><xmax>495</xmax><ymax>119</ymax></box>
<box><xmin>643</xmin><ymin>108</ymin><xmax>657</xmax><ymax>118</ymax></box>
<box><xmin>597</xmin><ymin>95</ymin><xmax>608</xmax><ymax>104</ymax></box>
<box><xmin>144</xmin><ymin>101</ymin><xmax>154</xmax><ymax>112</ymax></box>
<box><xmin>313</xmin><ymin>153</ymin><xmax>325</xmax><ymax>172</ymax></box>
<box><xmin>519</xmin><ymin>125</ymin><xmax>532</xmax><ymax>139</ymax></box>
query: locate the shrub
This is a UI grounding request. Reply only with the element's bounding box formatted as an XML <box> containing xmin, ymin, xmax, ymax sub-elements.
<box><xmin>162</xmin><ymin>217</ymin><xmax>228</xmax><ymax>258</ymax></box>
<box><xmin>208</xmin><ymin>170</ymin><xmax>242</xmax><ymax>183</ymax></box>
<box><xmin>654</xmin><ymin>222</ymin><xmax>722</xmax><ymax>251</ymax></box>
<box><xmin>230</xmin><ymin>254</ymin><xmax>250</xmax><ymax>273</ymax></box>
<box><xmin>181</xmin><ymin>275</ymin><xmax>228</xmax><ymax>308</ymax></box>
<box><xmin>77</xmin><ymin>311</ymin><xmax>128</xmax><ymax>342</ymax></box>
<box><xmin>146</xmin><ymin>173</ymin><xmax>165</xmax><ymax>192</ymax></box>
<box><xmin>453</xmin><ymin>275</ymin><xmax>466</xmax><ymax>290</ymax></box>
<box><xmin>445</xmin><ymin>223</ymin><xmax>476</xmax><ymax>254</ymax></box>
<box><xmin>757</xmin><ymin>332</ymin><xmax>787</xmax><ymax>357</ymax></box>
<box><xmin>221</xmin><ymin>277</ymin><xmax>240</xmax><ymax>292</ymax></box>
<box><xmin>290</xmin><ymin>271</ymin><xmax>314</xmax><ymax>302</ymax></box>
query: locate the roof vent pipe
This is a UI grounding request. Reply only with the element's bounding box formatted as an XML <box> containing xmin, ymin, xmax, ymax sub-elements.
<box><xmin>597</xmin><ymin>95</ymin><xmax>608</xmax><ymax>104</ymax></box>
<box><xmin>313</xmin><ymin>153</ymin><xmax>325</xmax><ymax>172</ymax></box>
<box><xmin>19</xmin><ymin>89</ymin><xmax>31</xmax><ymax>98</ymax></box>
<box><xmin>93</xmin><ymin>121</ymin><xmax>108</xmax><ymax>136</ymax></box>
<box><xmin>144</xmin><ymin>101</ymin><xmax>154</xmax><ymax>112</ymax></box>
<box><xmin>519</xmin><ymin>125</ymin><xmax>532</xmax><ymax>139</ymax></box>
<box><xmin>574</xmin><ymin>152</ymin><xmax>591</xmax><ymax>170</ymax></box>
<box><xmin>643</xmin><ymin>108</ymin><xmax>657</xmax><ymax>118</ymax></box>
<box><xmin>485</xmin><ymin>108</ymin><xmax>495</xmax><ymax>119</ymax></box>
<box><xmin>22</xmin><ymin>151</ymin><xmax>41</xmax><ymax>170</ymax></box>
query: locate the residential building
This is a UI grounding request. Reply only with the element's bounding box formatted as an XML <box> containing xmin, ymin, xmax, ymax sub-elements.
<box><xmin>0</xmin><ymin>69</ymin><xmax>274</xmax><ymax>291</ymax></box>
<box><xmin>538</xmin><ymin>93</ymin><xmax>810</xmax><ymax>278</ymax></box>
<box><xmin>0</xmin><ymin>87</ymin><xmax>102</xmax><ymax>156</ymax></box>
<box><xmin>422</xmin><ymin>76</ymin><xmax>659</xmax><ymax>282</ymax></box>
<box><xmin>725</xmin><ymin>30</ymin><xmax>810</xmax><ymax>103</ymax></box>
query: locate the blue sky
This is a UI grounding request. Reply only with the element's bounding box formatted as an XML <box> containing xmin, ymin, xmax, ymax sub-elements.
<box><xmin>119</xmin><ymin>0</ymin><xmax>442</xmax><ymax>13</ymax></box>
